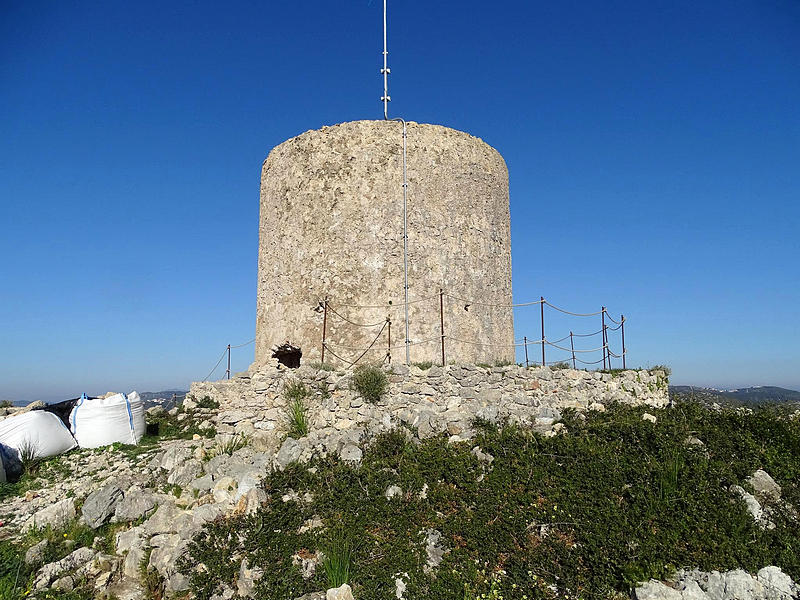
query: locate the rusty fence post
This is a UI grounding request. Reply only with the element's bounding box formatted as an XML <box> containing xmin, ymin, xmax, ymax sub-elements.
<box><xmin>439</xmin><ymin>288</ymin><xmax>445</xmax><ymax>367</ymax></box>
<box><xmin>321</xmin><ymin>296</ymin><xmax>329</xmax><ymax>365</ymax></box>
<box><xmin>524</xmin><ymin>336</ymin><xmax>529</xmax><ymax>368</ymax></box>
<box><xmin>387</xmin><ymin>317</ymin><xmax>392</xmax><ymax>364</ymax></box>
<box><xmin>570</xmin><ymin>332</ymin><xmax>576</xmax><ymax>369</ymax></box>
<box><xmin>621</xmin><ymin>314</ymin><xmax>626</xmax><ymax>370</ymax></box>
<box><xmin>540</xmin><ymin>296</ymin><xmax>546</xmax><ymax>366</ymax></box>
<box><xmin>601</xmin><ymin>307</ymin><xmax>606</xmax><ymax>370</ymax></box>
<box><xmin>226</xmin><ymin>344</ymin><xmax>231</xmax><ymax>380</ymax></box>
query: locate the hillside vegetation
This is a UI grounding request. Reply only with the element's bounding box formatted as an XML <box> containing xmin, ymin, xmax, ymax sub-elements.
<box><xmin>186</xmin><ymin>401</ymin><xmax>799</xmax><ymax>600</ymax></box>
<box><xmin>1</xmin><ymin>401</ymin><xmax>798</xmax><ymax>600</ymax></box>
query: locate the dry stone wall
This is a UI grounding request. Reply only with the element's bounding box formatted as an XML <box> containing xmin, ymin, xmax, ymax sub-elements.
<box><xmin>256</xmin><ymin>120</ymin><xmax>513</xmax><ymax>367</ymax></box>
<box><xmin>189</xmin><ymin>365</ymin><xmax>669</xmax><ymax>462</ymax></box>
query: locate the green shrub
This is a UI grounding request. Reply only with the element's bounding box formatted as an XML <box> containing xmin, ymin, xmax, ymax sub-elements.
<box><xmin>650</xmin><ymin>364</ymin><xmax>672</xmax><ymax>376</ymax></box>
<box><xmin>314</xmin><ymin>382</ymin><xmax>331</xmax><ymax>401</ymax></box>
<box><xmin>350</xmin><ymin>365</ymin><xmax>389</xmax><ymax>403</ymax></box>
<box><xmin>195</xmin><ymin>395</ymin><xmax>219</xmax><ymax>410</ymax></box>
<box><xmin>310</xmin><ymin>361</ymin><xmax>335</xmax><ymax>371</ymax></box>
<box><xmin>413</xmin><ymin>361</ymin><xmax>434</xmax><ymax>370</ymax></box>
<box><xmin>0</xmin><ymin>400</ymin><xmax>12</xmax><ymax>409</ymax></box>
<box><xmin>283</xmin><ymin>380</ymin><xmax>309</xmax><ymax>403</ymax></box>
<box><xmin>550</xmin><ymin>361</ymin><xmax>571</xmax><ymax>370</ymax></box>
<box><xmin>145</xmin><ymin>408</ymin><xmax>216</xmax><ymax>442</ymax></box>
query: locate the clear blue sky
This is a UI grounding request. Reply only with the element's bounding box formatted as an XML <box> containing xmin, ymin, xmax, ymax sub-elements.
<box><xmin>1</xmin><ymin>0</ymin><xmax>798</xmax><ymax>401</ymax></box>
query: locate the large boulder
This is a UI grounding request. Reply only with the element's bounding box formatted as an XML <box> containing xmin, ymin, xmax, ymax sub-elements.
<box><xmin>113</xmin><ymin>487</ymin><xmax>156</xmax><ymax>522</ymax></box>
<box><xmin>82</xmin><ymin>484</ymin><xmax>124</xmax><ymax>528</ymax></box>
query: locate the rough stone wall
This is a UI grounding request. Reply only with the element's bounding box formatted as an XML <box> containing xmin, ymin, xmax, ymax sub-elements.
<box><xmin>256</xmin><ymin>120</ymin><xmax>513</xmax><ymax>368</ymax></box>
<box><xmin>189</xmin><ymin>366</ymin><xmax>669</xmax><ymax>460</ymax></box>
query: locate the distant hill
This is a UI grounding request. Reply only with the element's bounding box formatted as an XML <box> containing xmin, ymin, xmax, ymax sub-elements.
<box><xmin>3</xmin><ymin>390</ymin><xmax>188</xmax><ymax>410</ymax></box>
<box><xmin>670</xmin><ymin>385</ymin><xmax>800</xmax><ymax>406</ymax></box>
<box><xmin>138</xmin><ymin>390</ymin><xmax>187</xmax><ymax>411</ymax></box>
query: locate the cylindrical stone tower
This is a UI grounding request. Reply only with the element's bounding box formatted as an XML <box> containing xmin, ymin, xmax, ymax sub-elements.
<box><xmin>255</xmin><ymin>120</ymin><xmax>513</xmax><ymax>367</ymax></box>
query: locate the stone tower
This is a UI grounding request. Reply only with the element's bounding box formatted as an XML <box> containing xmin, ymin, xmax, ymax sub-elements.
<box><xmin>255</xmin><ymin>120</ymin><xmax>513</xmax><ymax>367</ymax></box>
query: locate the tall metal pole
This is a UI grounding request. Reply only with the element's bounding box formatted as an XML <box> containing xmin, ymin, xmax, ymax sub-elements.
<box><xmin>381</xmin><ymin>0</ymin><xmax>391</xmax><ymax>119</ymax></box>
<box><xmin>389</xmin><ymin>118</ymin><xmax>409</xmax><ymax>365</ymax></box>
<box><xmin>524</xmin><ymin>336</ymin><xmax>529</xmax><ymax>368</ymax></box>
<box><xmin>439</xmin><ymin>288</ymin><xmax>445</xmax><ymax>366</ymax></box>
<box><xmin>570</xmin><ymin>332</ymin><xmax>576</xmax><ymax>369</ymax></box>
<box><xmin>226</xmin><ymin>344</ymin><xmax>231</xmax><ymax>380</ymax></box>
<box><xmin>621</xmin><ymin>315</ymin><xmax>626</xmax><ymax>369</ymax></box>
<box><xmin>321</xmin><ymin>297</ymin><xmax>329</xmax><ymax>365</ymax></box>
<box><xmin>540</xmin><ymin>296</ymin><xmax>545</xmax><ymax>366</ymax></box>
<box><xmin>601</xmin><ymin>307</ymin><xmax>607</xmax><ymax>370</ymax></box>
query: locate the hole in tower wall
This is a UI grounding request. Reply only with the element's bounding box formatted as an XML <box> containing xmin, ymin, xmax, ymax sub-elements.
<box><xmin>271</xmin><ymin>342</ymin><xmax>302</xmax><ymax>369</ymax></box>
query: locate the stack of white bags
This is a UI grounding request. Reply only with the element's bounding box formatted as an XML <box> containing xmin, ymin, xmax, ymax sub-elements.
<box><xmin>0</xmin><ymin>392</ymin><xmax>146</xmax><ymax>479</ymax></box>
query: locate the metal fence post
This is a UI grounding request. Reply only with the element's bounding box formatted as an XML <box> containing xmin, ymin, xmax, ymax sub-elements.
<box><xmin>570</xmin><ymin>332</ymin><xmax>576</xmax><ymax>369</ymax></box>
<box><xmin>439</xmin><ymin>288</ymin><xmax>445</xmax><ymax>366</ymax></box>
<box><xmin>540</xmin><ymin>297</ymin><xmax>546</xmax><ymax>366</ymax></box>
<box><xmin>226</xmin><ymin>344</ymin><xmax>231</xmax><ymax>379</ymax></box>
<box><xmin>387</xmin><ymin>317</ymin><xmax>392</xmax><ymax>364</ymax></box>
<box><xmin>601</xmin><ymin>307</ymin><xmax>607</xmax><ymax>370</ymax></box>
<box><xmin>321</xmin><ymin>296</ymin><xmax>329</xmax><ymax>365</ymax></box>
<box><xmin>621</xmin><ymin>314</ymin><xmax>626</xmax><ymax>370</ymax></box>
<box><xmin>524</xmin><ymin>336</ymin><xmax>529</xmax><ymax>367</ymax></box>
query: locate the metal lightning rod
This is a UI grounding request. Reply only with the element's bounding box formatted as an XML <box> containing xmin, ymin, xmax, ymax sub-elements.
<box><xmin>381</xmin><ymin>0</ymin><xmax>411</xmax><ymax>364</ymax></box>
<box><xmin>381</xmin><ymin>0</ymin><xmax>390</xmax><ymax>119</ymax></box>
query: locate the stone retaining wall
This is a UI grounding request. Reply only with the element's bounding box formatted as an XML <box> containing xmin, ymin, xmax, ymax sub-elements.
<box><xmin>189</xmin><ymin>365</ymin><xmax>669</xmax><ymax>462</ymax></box>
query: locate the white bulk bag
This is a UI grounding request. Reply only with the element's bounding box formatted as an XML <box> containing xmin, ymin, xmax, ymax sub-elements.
<box><xmin>0</xmin><ymin>410</ymin><xmax>77</xmax><ymax>459</ymax></box>
<box><xmin>69</xmin><ymin>392</ymin><xmax>145</xmax><ymax>448</ymax></box>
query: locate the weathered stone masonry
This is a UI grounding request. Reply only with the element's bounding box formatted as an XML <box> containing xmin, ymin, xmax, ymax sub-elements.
<box><xmin>256</xmin><ymin>120</ymin><xmax>514</xmax><ymax>368</ymax></box>
<box><xmin>189</xmin><ymin>365</ymin><xmax>669</xmax><ymax>462</ymax></box>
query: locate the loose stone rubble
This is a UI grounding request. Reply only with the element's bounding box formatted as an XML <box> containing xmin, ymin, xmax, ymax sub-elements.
<box><xmin>0</xmin><ymin>365</ymin><xmax>796</xmax><ymax>600</ymax></box>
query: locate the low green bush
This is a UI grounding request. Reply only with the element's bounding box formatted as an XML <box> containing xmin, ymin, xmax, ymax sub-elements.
<box><xmin>194</xmin><ymin>395</ymin><xmax>219</xmax><ymax>410</ymax></box>
<box><xmin>309</xmin><ymin>361</ymin><xmax>335</xmax><ymax>372</ymax></box>
<box><xmin>350</xmin><ymin>365</ymin><xmax>389</xmax><ymax>403</ymax></box>
<box><xmin>283</xmin><ymin>380</ymin><xmax>309</xmax><ymax>404</ymax></box>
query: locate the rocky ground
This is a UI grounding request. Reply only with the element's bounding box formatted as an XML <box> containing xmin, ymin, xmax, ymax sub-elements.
<box><xmin>1</xmin><ymin>383</ymin><xmax>799</xmax><ymax>600</ymax></box>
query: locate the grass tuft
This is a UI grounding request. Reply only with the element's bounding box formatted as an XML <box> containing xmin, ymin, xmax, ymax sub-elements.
<box><xmin>207</xmin><ymin>434</ymin><xmax>250</xmax><ymax>459</ymax></box>
<box><xmin>322</xmin><ymin>533</ymin><xmax>353</xmax><ymax>588</ymax></box>
<box><xmin>286</xmin><ymin>399</ymin><xmax>310</xmax><ymax>439</ymax></box>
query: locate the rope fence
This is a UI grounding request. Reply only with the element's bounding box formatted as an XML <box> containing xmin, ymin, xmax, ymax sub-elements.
<box><xmin>201</xmin><ymin>338</ymin><xmax>255</xmax><ymax>381</ymax></box>
<box><xmin>316</xmin><ymin>289</ymin><xmax>628</xmax><ymax>370</ymax></box>
<box><xmin>200</xmin><ymin>292</ymin><xmax>629</xmax><ymax>380</ymax></box>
